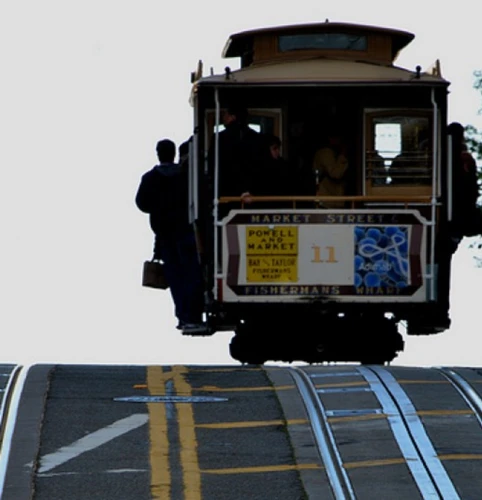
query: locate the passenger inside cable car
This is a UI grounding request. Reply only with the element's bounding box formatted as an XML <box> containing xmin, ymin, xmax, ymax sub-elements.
<box><xmin>251</xmin><ymin>134</ymin><xmax>316</xmax><ymax>207</ymax></box>
<box><xmin>312</xmin><ymin>127</ymin><xmax>350</xmax><ymax>208</ymax></box>
<box><xmin>207</xmin><ymin>104</ymin><xmax>266</xmax><ymax>200</ymax></box>
<box><xmin>249</xmin><ymin>134</ymin><xmax>291</xmax><ymax>204</ymax></box>
<box><xmin>389</xmin><ymin>126</ymin><xmax>431</xmax><ymax>185</ymax></box>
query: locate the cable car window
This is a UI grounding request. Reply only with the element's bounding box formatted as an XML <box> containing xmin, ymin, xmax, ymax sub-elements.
<box><xmin>213</xmin><ymin>123</ymin><xmax>261</xmax><ymax>134</ymax></box>
<box><xmin>205</xmin><ymin>109</ymin><xmax>281</xmax><ymax>149</ymax></box>
<box><xmin>279</xmin><ymin>33</ymin><xmax>367</xmax><ymax>52</ymax></box>
<box><xmin>375</xmin><ymin>123</ymin><xmax>401</xmax><ymax>162</ymax></box>
<box><xmin>365</xmin><ymin>111</ymin><xmax>432</xmax><ymax>190</ymax></box>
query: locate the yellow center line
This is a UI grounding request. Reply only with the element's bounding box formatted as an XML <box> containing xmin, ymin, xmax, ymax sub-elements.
<box><xmin>328</xmin><ymin>409</ymin><xmax>474</xmax><ymax>424</ymax></box>
<box><xmin>147</xmin><ymin>366</ymin><xmax>201</xmax><ymax>500</ymax></box>
<box><xmin>398</xmin><ymin>380</ymin><xmax>450</xmax><ymax>384</ymax></box>
<box><xmin>417</xmin><ymin>409</ymin><xmax>474</xmax><ymax>416</ymax></box>
<box><xmin>344</xmin><ymin>453</ymin><xmax>482</xmax><ymax>469</ymax></box>
<box><xmin>439</xmin><ymin>454</ymin><xmax>482</xmax><ymax>461</ymax></box>
<box><xmin>201</xmin><ymin>454</ymin><xmax>482</xmax><ymax>475</ymax></box>
<box><xmin>202</xmin><ymin>463</ymin><xmax>322</xmax><ymax>474</ymax></box>
<box><xmin>195</xmin><ymin>385</ymin><xmax>294</xmax><ymax>392</ymax></box>
<box><xmin>328</xmin><ymin>413</ymin><xmax>388</xmax><ymax>424</ymax></box>
<box><xmin>344</xmin><ymin>458</ymin><xmax>408</xmax><ymax>469</ymax></box>
<box><xmin>312</xmin><ymin>380</ymin><xmax>451</xmax><ymax>389</ymax></box>
<box><xmin>196</xmin><ymin>418</ymin><xmax>308</xmax><ymax>429</ymax></box>
<box><xmin>314</xmin><ymin>381</ymin><xmax>370</xmax><ymax>388</ymax></box>
<box><xmin>147</xmin><ymin>366</ymin><xmax>170</xmax><ymax>499</ymax></box>
<box><xmin>188</xmin><ymin>367</ymin><xmax>264</xmax><ymax>372</ymax></box>
<box><xmin>173</xmin><ymin>366</ymin><xmax>201</xmax><ymax>500</ymax></box>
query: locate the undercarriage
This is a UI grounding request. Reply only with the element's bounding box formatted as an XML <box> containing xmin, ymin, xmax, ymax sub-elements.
<box><xmin>227</xmin><ymin>311</ymin><xmax>405</xmax><ymax>365</ymax></box>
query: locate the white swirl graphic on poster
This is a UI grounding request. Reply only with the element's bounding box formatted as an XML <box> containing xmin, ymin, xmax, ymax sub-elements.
<box><xmin>354</xmin><ymin>226</ymin><xmax>409</xmax><ymax>288</ymax></box>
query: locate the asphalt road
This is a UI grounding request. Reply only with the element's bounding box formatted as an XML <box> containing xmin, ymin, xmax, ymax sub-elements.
<box><xmin>2</xmin><ymin>363</ymin><xmax>482</xmax><ymax>499</ymax></box>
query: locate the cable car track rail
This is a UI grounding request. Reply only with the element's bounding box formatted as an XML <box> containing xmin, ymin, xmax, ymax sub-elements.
<box><xmin>359</xmin><ymin>365</ymin><xmax>460</xmax><ymax>499</ymax></box>
<box><xmin>0</xmin><ymin>365</ymin><xmax>23</xmax><ymax>443</ymax></box>
<box><xmin>290</xmin><ymin>366</ymin><xmax>357</xmax><ymax>500</ymax></box>
<box><xmin>438</xmin><ymin>367</ymin><xmax>482</xmax><ymax>427</ymax></box>
<box><xmin>0</xmin><ymin>364</ymin><xmax>29</xmax><ymax>498</ymax></box>
<box><xmin>290</xmin><ymin>365</ymin><xmax>464</xmax><ymax>499</ymax></box>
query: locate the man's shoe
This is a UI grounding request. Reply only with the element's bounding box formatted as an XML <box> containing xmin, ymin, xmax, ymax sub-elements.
<box><xmin>176</xmin><ymin>321</ymin><xmax>184</xmax><ymax>330</ymax></box>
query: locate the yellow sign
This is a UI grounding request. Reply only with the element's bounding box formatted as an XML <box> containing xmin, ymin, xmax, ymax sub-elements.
<box><xmin>246</xmin><ymin>226</ymin><xmax>298</xmax><ymax>282</ymax></box>
<box><xmin>246</xmin><ymin>226</ymin><xmax>298</xmax><ymax>255</ymax></box>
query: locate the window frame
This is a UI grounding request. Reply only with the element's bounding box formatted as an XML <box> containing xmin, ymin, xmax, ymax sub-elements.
<box><xmin>363</xmin><ymin>108</ymin><xmax>434</xmax><ymax>196</ymax></box>
<box><xmin>205</xmin><ymin>108</ymin><xmax>282</xmax><ymax>149</ymax></box>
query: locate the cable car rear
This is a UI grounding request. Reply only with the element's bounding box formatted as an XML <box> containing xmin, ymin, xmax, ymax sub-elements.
<box><xmin>186</xmin><ymin>21</ymin><xmax>456</xmax><ymax>365</ymax></box>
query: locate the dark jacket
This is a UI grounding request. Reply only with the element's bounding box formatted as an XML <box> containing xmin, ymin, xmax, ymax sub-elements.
<box><xmin>255</xmin><ymin>156</ymin><xmax>292</xmax><ymax>196</ymax></box>
<box><xmin>450</xmin><ymin>145</ymin><xmax>480</xmax><ymax>237</ymax></box>
<box><xmin>135</xmin><ymin>163</ymin><xmax>190</xmax><ymax>238</ymax></box>
<box><xmin>208</xmin><ymin>121</ymin><xmax>267</xmax><ymax>196</ymax></box>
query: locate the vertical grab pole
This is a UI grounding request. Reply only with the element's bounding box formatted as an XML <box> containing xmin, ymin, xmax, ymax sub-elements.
<box><xmin>188</xmin><ymin>137</ymin><xmax>194</xmax><ymax>222</ymax></box>
<box><xmin>430</xmin><ymin>89</ymin><xmax>438</xmax><ymax>301</ymax></box>
<box><xmin>189</xmin><ymin>101</ymin><xmax>198</xmax><ymax>224</ymax></box>
<box><xmin>447</xmin><ymin>139</ymin><xmax>453</xmax><ymax>222</ymax></box>
<box><xmin>192</xmin><ymin>105</ymin><xmax>198</xmax><ymax>222</ymax></box>
<box><xmin>213</xmin><ymin>88</ymin><xmax>221</xmax><ymax>300</ymax></box>
<box><xmin>190</xmin><ymin>97</ymin><xmax>207</xmax><ymax>313</ymax></box>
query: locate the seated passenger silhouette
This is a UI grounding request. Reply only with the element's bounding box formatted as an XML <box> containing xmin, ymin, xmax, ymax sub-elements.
<box><xmin>368</xmin><ymin>150</ymin><xmax>388</xmax><ymax>186</ymax></box>
<box><xmin>312</xmin><ymin>129</ymin><xmax>349</xmax><ymax>208</ymax></box>
<box><xmin>389</xmin><ymin>131</ymin><xmax>430</xmax><ymax>185</ymax></box>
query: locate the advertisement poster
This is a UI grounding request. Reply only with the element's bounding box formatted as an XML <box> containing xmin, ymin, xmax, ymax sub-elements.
<box><xmin>223</xmin><ymin>211</ymin><xmax>426</xmax><ymax>301</ymax></box>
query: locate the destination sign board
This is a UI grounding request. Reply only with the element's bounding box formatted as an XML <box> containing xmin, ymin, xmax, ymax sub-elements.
<box><xmin>246</xmin><ymin>226</ymin><xmax>298</xmax><ymax>282</ymax></box>
<box><xmin>222</xmin><ymin>210</ymin><xmax>427</xmax><ymax>301</ymax></box>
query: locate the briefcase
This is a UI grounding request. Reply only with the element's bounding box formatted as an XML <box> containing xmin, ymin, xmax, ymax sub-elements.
<box><xmin>142</xmin><ymin>260</ymin><xmax>169</xmax><ymax>289</ymax></box>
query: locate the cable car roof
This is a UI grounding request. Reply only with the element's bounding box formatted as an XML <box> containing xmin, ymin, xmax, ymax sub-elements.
<box><xmin>195</xmin><ymin>58</ymin><xmax>449</xmax><ymax>87</ymax></box>
<box><xmin>222</xmin><ymin>21</ymin><xmax>415</xmax><ymax>64</ymax></box>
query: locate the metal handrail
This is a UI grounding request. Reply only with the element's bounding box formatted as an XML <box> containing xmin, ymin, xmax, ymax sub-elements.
<box><xmin>218</xmin><ymin>194</ymin><xmax>433</xmax><ymax>209</ymax></box>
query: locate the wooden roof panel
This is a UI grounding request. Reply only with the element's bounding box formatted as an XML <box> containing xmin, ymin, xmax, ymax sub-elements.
<box><xmin>222</xmin><ymin>21</ymin><xmax>415</xmax><ymax>63</ymax></box>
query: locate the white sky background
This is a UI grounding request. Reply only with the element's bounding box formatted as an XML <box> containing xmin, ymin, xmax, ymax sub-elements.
<box><xmin>0</xmin><ymin>0</ymin><xmax>481</xmax><ymax>366</ymax></box>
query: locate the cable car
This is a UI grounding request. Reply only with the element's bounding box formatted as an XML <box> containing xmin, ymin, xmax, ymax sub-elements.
<box><xmin>185</xmin><ymin>20</ymin><xmax>455</xmax><ymax>364</ymax></box>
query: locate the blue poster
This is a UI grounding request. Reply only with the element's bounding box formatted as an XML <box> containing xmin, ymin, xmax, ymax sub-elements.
<box><xmin>354</xmin><ymin>226</ymin><xmax>409</xmax><ymax>288</ymax></box>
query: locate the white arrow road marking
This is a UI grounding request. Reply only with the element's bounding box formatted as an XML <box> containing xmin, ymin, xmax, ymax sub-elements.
<box><xmin>40</xmin><ymin>468</ymin><xmax>148</xmax><ymax>478</ymax></box>
<box><xmin>38</xmin><ymin>413</ymin><xmax>149</xmax><ymax>474</ymax></box>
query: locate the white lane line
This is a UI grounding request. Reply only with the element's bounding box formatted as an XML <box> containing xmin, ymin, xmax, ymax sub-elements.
<box><xmin>41</xmin><ymin>468</ymin><xmax>148</xmax><ymax>478</ymax></box>
<box><xmin>38</xmin><ymin>414</ymin><xmax>148</xmax><ymax>474</ymax></box>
